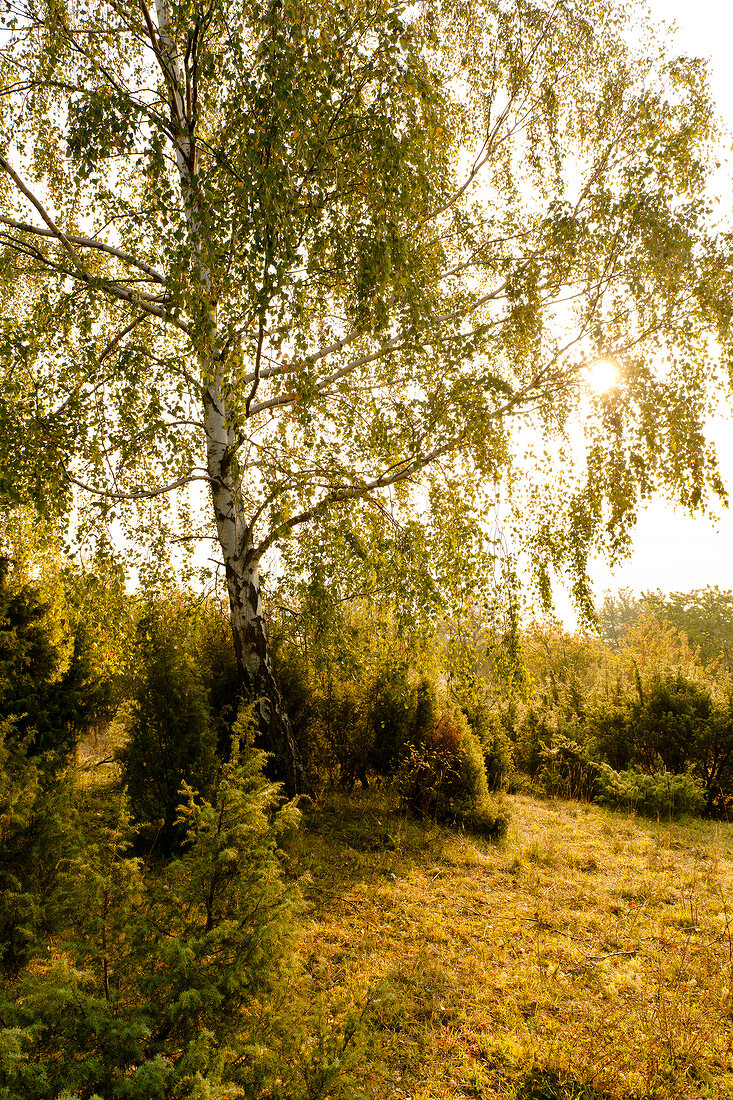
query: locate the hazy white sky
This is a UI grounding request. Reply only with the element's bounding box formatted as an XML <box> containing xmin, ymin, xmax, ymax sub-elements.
<box><xmin>557</xmin><ymin>0</ymin><xmax>733</xmax><ymax>620</ymax></box>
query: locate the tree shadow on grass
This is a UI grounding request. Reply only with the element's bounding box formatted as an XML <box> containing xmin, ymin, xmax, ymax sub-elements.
<box><xmin>294</xmin><ymin>786</ymin><xmax>466</xmax><ymax>910</ymax></box>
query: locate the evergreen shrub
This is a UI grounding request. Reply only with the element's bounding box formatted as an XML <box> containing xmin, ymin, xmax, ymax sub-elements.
<box><xmin>538</xmin><ymin>728</ymin><xmax>601</xmax><ymax>802</ymax></box>
<box><xmin>0</xmin><ymin>717</ymin><xmax>303</xmax><ymax>1099</ymax></box>
<box><xmin>595</xmin><ymin>764</ymin><xmax>705</xmax><ymax>818</ymax></box>
<box><xmin>118</xmin><ymin>604</ymin><xmax>218</xmax><ymax>851</ymax></box>
<box><xmin>513</xmin><ymin>704</ymin><xmax>552</xmax><ymax>780</ymax></box>
<box><xmin>277</xmin><ymin>655</ymin><xmax>441</xmax><ymax>792</ymax></box>
<box><xmin>464</xmin><ymin>701</ymin><xmax>515</xmax><ymax>791</ymax></box>
<box><xmin>0</xmin><ymin>717</ymin><xmax>73</xmax><ymax>980</ymax></box>
<box><xmin>0</xmin><ymin>709</ymin><xmax>371</xmax><ymax>1100</ymax></box>
<box><xmin>0</xmin><ymin>556</ymin><xmax>111</xmax><ymax>764</ymax></box>
<box><xmin>193</xmin><ymin>603</ymin><xmax>242</xmax><ymax>759</ymax></box>
<box><xmin>629</xmin><ymin>672</ymin><xmax>712</xmax><ymax>774</ymax></box>
<box><xmin>397</xmin><ymin>712</ymin><xmax>508</xmax><ymax>838</ymax></box>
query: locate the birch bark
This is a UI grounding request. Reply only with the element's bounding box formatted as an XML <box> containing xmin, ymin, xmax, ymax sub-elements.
<box><xmin>153</xmin><ymin>0</ymin><xmax>303</xmax><ymax>793</ymax></box>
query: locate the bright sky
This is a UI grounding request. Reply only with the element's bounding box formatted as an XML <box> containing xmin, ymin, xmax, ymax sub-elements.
<box><xmin>556</xmin><ymin>0</ymin><xmax>733</xmax><ymax>623</ymax></box>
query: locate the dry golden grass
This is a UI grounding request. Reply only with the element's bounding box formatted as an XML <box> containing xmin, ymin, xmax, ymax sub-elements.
<box><xmin>294</xmin><ymin>791</ymin><xmax>733</xmax><ymax>1100</ymax></box>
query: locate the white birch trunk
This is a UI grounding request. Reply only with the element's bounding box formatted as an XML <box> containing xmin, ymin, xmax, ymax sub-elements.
<box><xmin>154</xmin><ymin>0</ymin><xmax>303</xmax><ymax>793</ymax></box>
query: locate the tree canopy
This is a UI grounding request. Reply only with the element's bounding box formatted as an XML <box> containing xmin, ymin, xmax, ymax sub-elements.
<box><xmin>0</xmin><ymin>0</ymin><xmax>730</xmax><ymax>786</ymax></box>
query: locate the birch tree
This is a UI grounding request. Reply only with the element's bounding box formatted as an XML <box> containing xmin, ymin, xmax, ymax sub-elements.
<box><xmin>0</xmin><ymin>0</ymin><xmax>729</xmax><ymax>790</ymax></box>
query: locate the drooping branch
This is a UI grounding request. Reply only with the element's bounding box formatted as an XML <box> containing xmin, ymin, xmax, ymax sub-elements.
<box><xmin>63</xmin><ymin>465</ymin><xmax>210</xmax><ymax>502</ymax></box>
<box><xmin>251</xmin><ymin>303</ymin><xmax>680</xmax><ymax>560</ymax></box>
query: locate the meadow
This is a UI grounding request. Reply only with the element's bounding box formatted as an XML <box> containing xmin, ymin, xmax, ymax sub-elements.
<box><xmin>295</xmin><ymin>791</ymin><xmax>733</xmax><ymax>1100</ymax></box>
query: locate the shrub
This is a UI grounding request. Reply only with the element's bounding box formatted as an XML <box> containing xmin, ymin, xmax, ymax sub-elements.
<box><xmin>694</xmin><ymin>694</ymin><xmax>733</xmax><ymax>816</ymax></box>
<box><xmin>193</xmin><ymin>603</ymin><xmax>242</xmax><ymax>760</ymax></box>
<box><xmin>589</xmin><ymin>698</ymin><xmax>638</xmax><ymax>772</ymax></box>
<box><xmin>367</xmin><ymin>663</ymin><xmax>429</xmax><ymax>778</ymax></box>
<box><xmin>278</xmin><ymin>656</ymin><xmax>443</xmax><ymax>792</ymax></box>
<box><xmin>397</xmin><ymin>711</ymin><xmax>508</xmax><ymax>838</ymax></box>
<box><xmin>1</xmin><ymin>708</ymin><xmax>373</xmax><ymax>1100</ymax></box>
<box><xmin>594</xmin><ymin>770</ymin><xmax>704</xmax><ymax>822</ymax></box>
<box><xmin>118</xmin><ymin>604</ymin><xmax>218</xmax><ymax>852</ymax></box>
<box><xmin>595</xmin><ymin>764</ymin><xmax>705</xmax><ymax>818</ymax></box>
<box><xmin>629</xmin><ymin>672</ymin><xmax>713</xmax><ymax>774</ymax></box>
<box><xmin>0</xmin><ymin>717</ymin><xmax>74</xmax><ymax>980</ymax></box>
<box><xmin>0</xmin><ymin>557</ymin><xmax>111</xmax><ymax>764</ymax></box>
<box><xmin>538</xmin><ymin>727</ymin><xmax>601</xmax><ymax>802</ymax></box>
<box><xmin>0</xmin><ymin>716</ymin><xmax>307</xmax><ymax>1100</ymax></box>
<box><xmin>464</xmin><ymin>700</ymin><xmax>515</xmax><ymax>791</ymax></box>
<box><xmin>514</xmin><ymin>704</ymin><xmax>553</xmax><ymax>780</ymax></box>
<box><xmin>274</xmin><ymin>642</ymin><xmax>328</xmax><ymax>789</ymax></box>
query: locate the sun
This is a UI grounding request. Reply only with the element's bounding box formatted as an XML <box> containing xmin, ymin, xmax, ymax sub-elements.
<box><xmin>586</xmin><ymin>358</ymin><xmax>620</xmax><ymax>394</ymax></box>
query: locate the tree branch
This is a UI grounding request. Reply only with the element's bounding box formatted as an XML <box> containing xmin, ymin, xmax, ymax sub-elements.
<box><xmin>0</xmin><ymin>215</ymin><xmax>166</xmax><ymax>283</ymax></box>
<box><xmin>242</xmin><ymin>326</ymin><xmax>362</xmax><ymax>385</ymax></box>
<box><xmin>254</xmin><ymin>439</ymin><xmax>461</xmax><ymax>558</ymax></box>
<box><xmin>0</xmin><ymin>154</ymin><xmax>87</xmax><ymax>273</ymax></box>
<box><xmin>247</xmin><ymin>277</ymin><xmax>515</xmax><ymax>418</ymax></box>
<box><xmin>3</xmin><ymin>235</ymin><xmax>190</xmax><ymax>333</ymax></box>
<box><xmin>419</xmin><ymin>0</ymin><xmax>563</xmax><ymax>228</ymax></box>
<box><xmin>63</xmin><ymin>465</ymin><xmax>210</xmax><ymax>502</ymax></box>
<box><xmin>245</xmin><ymin>317</ymin><xmax>265</xmax><ymax>417</ymax></box>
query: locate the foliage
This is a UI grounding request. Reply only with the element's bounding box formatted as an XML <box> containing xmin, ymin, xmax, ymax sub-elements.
<box><xmin>498</xmin><ymin>615</ymin><xmax>733</xmax><ymax>818</ymax></box>
<box><xmin>463</xmin><ymin>699</ymin><xmax>515</xmax><ymax>792</ymax></box>
<box><xmin>0</xmin><ymin>717</ymin><xmax>74</xmax><ymax>981</ymax></box>
<box><xmin>692</xmin><ymin>687</ymin><xmax>733</xmax><ymax>816</ymax></box>
<box><xmin>0</xmin><ymin>721</ymin><xmax>354</xmax><ymax>1100</ymax></box>
<box><xmin>193</xmin><ymin>603</ymin><xmax>242</xmax><ymax>760</ymax></box>
<box><xmin>512</xmin><ymin>704</ymin><xmax>555</xmax><ymax>781</ymax></box>
<box><xmin>601</xmin><ymin>587</ymin><xmax>733</xmax><ymax>668</ymax></box>
<box><xmin>0</xmin><ymin>0</ymin><xmax>730</xmax><ymax>769</ymax></box>
<box><xmin>397</xmin><ymin>710</ymin><xmax>508</xmax><ymax>838</ymax></box>
<box><xmin>275</xmin><ymin>603</ymin><xmax>508</xmax><ymax>832</ymax></box>
<box><xmin>62</xmin><ymin>548</ymin><xmax>138</xmax><ymax>691</ymax></box>
<box><xmin>627</xmin><ymin>671</ymin><xmax>713</xmax><ymax>775</ymax></box>
<box><xmin>525</xmin><ymin>708</ymin><xmax>706</xmax><ymax>817</ymax></box>
<box><xmin>118</xmin><ymin>601</ymin><xmax>219</xmax><ymax>852</ymax></box>
<box><xmin>0</xmin><ymin>554</ymin><xmax>113</xmax><ymax>978</ymax></box>
<box><xmin>274</xmin><ymin>604</ymin><xmax>444</xmax><ymax>792</ymax></box>
<box><xmin>538</xmin><ymin>728</ymin><xmax>601</xmax><ymax>803</ymax></box>
<box><xmin>595</xmin><ymin>764</ymin><xmax>705</xmax><ymax>819</ymax></box>
<box><xmin>0</xmin><ymin>556</ymin><xmax>110</xmax><ymax>762</ymax></box>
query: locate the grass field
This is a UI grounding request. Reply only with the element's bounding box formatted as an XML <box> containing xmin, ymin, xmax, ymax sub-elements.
<box><xmin>293</xmin><ymin>792</ymin><xmax>733</xmax><ymax>1100</ymax></box>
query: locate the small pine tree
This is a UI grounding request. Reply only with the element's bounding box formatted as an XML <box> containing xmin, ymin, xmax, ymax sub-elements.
<box><xmin>118</xmin><ymin>605</ymin><xmax>218</xmax><ymax>851</ymax></box>
<box><xmin>0</xmin><ymin>556</ymin><xmax>112</xmax><ymax>764</ymax></box>
<box><xmin>0</xmin><ymin>715</ymin><xmax>304</xmax><ymax>1099</ymax></box>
